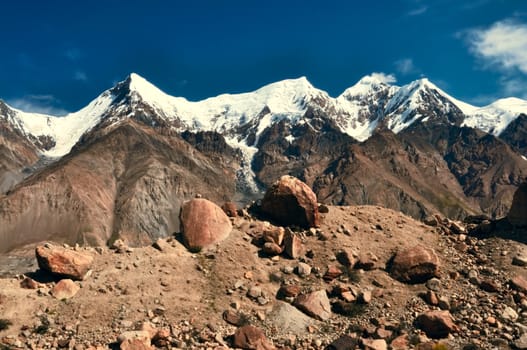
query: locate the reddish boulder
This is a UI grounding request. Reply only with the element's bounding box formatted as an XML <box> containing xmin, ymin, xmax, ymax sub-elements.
<box><xmin>51</xmin><ymin>279</ymin><xmax>80</xmax><ymax>299</ymax></box>
<box><xmin>293</xmin><ymin>290</ymin><xmax>332</xmax><ymax>321</ymax></box>
<box><xmin>35</xmin><ymin>244</ymin><xmax>94</xmax><ymax>280</ymax></box>
<box><xmin>233</xmin><ymin>325</ymin><xmax>275</xmax><ymax>350</ymax></box>
<box><xmin>260</xmin><ymin>176</ymin><xmax>320</xmax><ymax>228</ymax></box>
<box><xmin>389</xmin><ymin>245</ymin><xmax>440</xmax><ymax>284</ymax></box>
<box><xmin>511</xmin><ymin>275</ymin><xmax>527</xmax><ymax>293</ymax></box>
<box><xmin>180</xmin><ymin>198</ymin><xmax>232</xmax><ymax>251</ymax></box>
<box><xmin>508</xmin><ymin>181</ymin><xmax>527</xmax><ymax>226</ymax></box>
<box><xmin>416</xmin><ymin>310</ymin><xmax>458</xmax><ymax>339</ymax></box>
<box><xmin>221</xmin><ymin>201</ymin><xmax>238</xmax><ymax>217</ymax></box>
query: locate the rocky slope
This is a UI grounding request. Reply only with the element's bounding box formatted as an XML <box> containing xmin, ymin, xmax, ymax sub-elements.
<box><xmin>1</xmin><ymin>197</ymin><xmax>527</xmax><ymax>349</ymax></box>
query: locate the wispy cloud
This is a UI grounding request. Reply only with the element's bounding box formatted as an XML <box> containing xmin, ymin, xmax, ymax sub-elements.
<box><xmin>462</xmin><ymin>19</ymin><xmax>527</xmax><ymax>98</ymax></box>
<box><xmin>74</xmin><ymin>70</ymin><xmax>88</xmax><ymax>82</ymax></box>
<box><xmin>464</xmin><ymin>19</ymin><xmax>527</xmax><ymax>73</ymax></box>
<box><xmin>7</xmin><ymin>95</ymin><xmax>69</xmax><ymax>116</ymax></box>
<box><xmin>394</xmin><ymin>58</ymin><xmax>418</xmax><ymax>75</ymax></box>
<box><xmin>367</xmin><ymin>72</ymin><xmax>397</xmax><ymax>84</ymax></box>
<box><xmin>407</xmin><ymin>6</ymin><xmax>428</xmax><ymax>16</ymax></box>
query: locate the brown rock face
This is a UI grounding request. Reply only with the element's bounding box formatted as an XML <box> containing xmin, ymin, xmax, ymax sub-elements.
<box><xmin>180</xmin><ymin>198</ymin><xmax>232</xmax><ymax>251</ymax></box>
<box><xmin>260</xmin><ymin>175</ymin><xmax>320</xmax><ymax>228</ymax></box>
<box><xmin>390</xmin><ymin>245</ymin><xmax>440</xmax><ymax>284</ymax></box>
<box><xmin>508</xmin><ymin>181</ymin><xmax>527</xmax><ymax>226</ymax></box>
<box><xmin>35</xmin><ymin>244</ymin><xmax>94</xmax><ymax>280</ymax></box>
<box><xmin>51</xmin><ymin>279</ymin><xmax>80</xmax><ymax>299</ymax></box>
<box><xmin>233</xmin><ymin>325</ymin><xmax>275</xmax><ymax>350</ymax></box>
<box><xmin>293</xmin><ymin>290</ymin><xmax>332</xmax><ymax>321</ymax></box>
<box><xmin>416</xmin><ymin>310</ymin><xmax>458</xmax><ymax>339</ymax></box>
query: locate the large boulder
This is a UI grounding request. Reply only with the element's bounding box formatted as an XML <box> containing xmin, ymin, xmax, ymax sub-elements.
<box><xmin>260</xmin><ymin>175</ymin><xmax>320</xmax><ymax>228</ymax></box>
<box><xmin>35</xmin><ymin>244</ymin><xmax>94</xmax><ymax>280</ymax></box>
<box><xmin>179</xmin><ymin>198</ymin><xmax>232</xmax><ymax>251</ymax></box>
<box><xmin>389</xmin><ymin>245</ymin><xmax>440</xmax><ymax>284</ymax></box>
<box><xmin>416</xmin><ymin>310</ymin><xmax>458</xmax><ymax>339</ymax></box>
<box><xmin>508</xmin><ymin>181</ymin><xmax>527</xmax><ymax>226</ymax></box>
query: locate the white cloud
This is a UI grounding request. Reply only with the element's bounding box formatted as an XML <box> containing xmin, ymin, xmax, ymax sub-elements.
<box><xmin>408</xmin><ymin>6</ymin><xmax>427</xmax><ymax>16</ymax></box>
<box><xmin>394</xmin><ymin>58</ymin><xmax>417</xmax><ymax>75</ymax></box>
<box><xmin>465</xmin><ymin>19</ymin><xmax>527</xmax><ymax>74</ymax></box>
<box><xmin>8</xmin><ymin>95</ymin><xmax>69</xmax><ymax>116</ymax></box>
<box><xmin>74</xmin><ymin>71</ymin><xmax>88</xmax><ymax>81</ymax></box>
<box><xmin>368</xmin><ymin>72</ymin><xmax>397</xmax><ymax>84</ymax></box>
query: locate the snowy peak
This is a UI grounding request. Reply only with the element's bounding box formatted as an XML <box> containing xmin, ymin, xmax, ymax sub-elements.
<box><xmin>462</xmin><ymin>97</ymin><xmax>527</xmax><ymax>136</ymax></box>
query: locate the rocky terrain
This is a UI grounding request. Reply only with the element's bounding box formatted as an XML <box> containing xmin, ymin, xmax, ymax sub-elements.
<box><xmin>1</xmin><ymin>176</ymin><xmax>527</xmax><ymax>350</ymax></box>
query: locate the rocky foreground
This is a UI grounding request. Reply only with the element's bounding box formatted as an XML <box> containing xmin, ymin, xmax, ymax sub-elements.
<box><xmin>1</xmin><ymin>177</ymin><xmax>527</xmax><ymax>350</ymax></box>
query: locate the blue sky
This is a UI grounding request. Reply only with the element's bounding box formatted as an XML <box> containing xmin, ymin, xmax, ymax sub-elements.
<box><xmin>1</xmin><ymin>0</ymin><xmax>526</xmax><ymax>115</ymax></box>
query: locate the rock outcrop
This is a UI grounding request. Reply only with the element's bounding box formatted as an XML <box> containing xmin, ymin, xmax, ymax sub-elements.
<box><xmin>260</xmin><ymin>175</ymin><xmax>320</xmax><ymax>228</ymax></box>
<box><xmin>180</xmin><ymin>198</ymin><xmax>232</xmax><ymax>251</ymax></box>
<box><xmin>35</xmin><ymin>244</ymin><xmax>94</xmax><ymax>280</ymax></box>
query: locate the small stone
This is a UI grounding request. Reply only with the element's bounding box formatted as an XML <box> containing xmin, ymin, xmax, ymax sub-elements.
<box><xmin>416</xmin><ymin>310</ymin><xmax>458</xmax><ymax>339</ymax></box>
<box><xmin>248</xmin><ymin>285</ymin><xmax>262</xmax><ymax>298</ymax></box>
<box><xmin>324</xmin><ymin>265</ymin><xmax>343</xmax><ymax>281</ymax></box>
<box><xmin>424</xmin><ymin>291</ymin><xmax>439</xmax><ymax>306</ymax></box>
<box><xmin>262</xmin><ymin>242</ymin><xmax>282</xmax><ymax>256</ymax></box>
<box><xmin>336</xmin><ymin>249</ymin><xmax>356</xmax><ymax>268</ymax></box>
<box><xmin>297</xmin><ymin>263</ymin><xmax>312</xmax><ymax>277</ymax></box>
<box><xmin>360</xmin><ymin>291</ymin><xmax>372</xmax><ymax>304</ymax></box>
<box><xmin>356</xmin><ymin>254</ymin><xmax>375</xmax><ymax>271</ymax></box>
<box><xmin>362</xmin><ymin>338</ymin><xmax>387</xmax><ymax>350</ymax></box>
<box><xmin>278</xmin><ymin>284</ymin><xmax>301</xmax><ymax>299</ymax></box>
<box><xmin>502</xmin><ymin>306</ymin><xmax>519</xmax><ymax>322</ymax></box>
<box><xmin>51</xmin><ymin>279</ymin><xmax>80</xmax><ymax>299</ymax></box>
<box><xmin>425</xmin><ymin>278</ymin><xmax>441</xmax><ymax>292</ymax></box>
<box><xmin>480</xmin><ymin>279</ymin><xmax>499</xmax><ymax>293</ymax></box>
<box><xmin>20</xmin><ymin>277</ymin><xmax>39</xmax><ymax>289</ymax></box>
<box><xmin>233</xmin><ymin>325</ymin><xmax>275</xmax><ymax>350</ymax></box>
<box><xmin>284</xmin><ymin>230</ymin><xmax>303</xmax><ymax>259</ymax></box>
<box><xmin>223</xmin><ymin>310</ymin><xmax>243</xmax><ymax>326</ymax></box>
<box><xmin>513</xmin><ymin>255</ymin><xmax>527</xmax><ymax>267</ymax></box>
<box><xmin>511</xmin><ymin>275</ymin><xmax>527</xmax><ymax>293</ymax></box>
<box><xmin>293</xmin><ymin>290</ymin><xmax>332</xmax><ymax>321</ymax></box>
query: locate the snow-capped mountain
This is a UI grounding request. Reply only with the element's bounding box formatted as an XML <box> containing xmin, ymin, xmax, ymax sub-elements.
<box><xmin>1</xmin><ymin>72</ymin><xmax>527</xmax><ymax>160</ymax></box>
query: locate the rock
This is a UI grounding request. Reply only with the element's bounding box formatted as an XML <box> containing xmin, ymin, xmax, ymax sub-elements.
<box><xmin>389</xmin><ymin>245</ymin><xmax>440</xmax><ymax>284</ymax></box>
<box><xmin>359</xmin><ymin>290</ymin><xmax>372</xmax><ymax>304</ymax></box>
<box><xmin>262</xmin><ymin>227</ymin><xmax>285</xmax><ymax>246</ymax></box>
<box><xmin>152</xmin><ymin>238</ymin><xmax>171</xmax><ymax>252</ymax></box>
<box><xmin>511</xmin><ymin>275</ymin><xmax>527</xmax><ymax>293</ymax></box>
<box><xmin>260</xmin><ymin>175</ymin><xmax>320</xmax><ymax>228</ymax></box>
<box><xmin>117</xmin><ymin>331</ymin><xmax>151</xmax><ymax>346</ymax></box>
<box><xmin>424</xmin><ymin>290</ymin><xmax>439</xmax><ymax>306</ymax></box>
<box><xmin>508</xmin><ymin>181</ymin><xmax>527</xmax><ymax>226</ymax></box>
<box><xmin>323</xmin><ymin>265</ymin><xmax>343</xmax><ymax>281</ymax></box>
<box><xmin>20</xmin><ymin>277</ymin><xmax>39</xmax><ymax>289</ymax></box>
<box><xmin>356</xmin><ymin>254</ymin><xmax>376</xmax><ymax>271</ymax></box>
<box><xmin>514</xmin><ymin>333</ymin><xmax>527</xmax><ymax>349</ymax></box>
<box><xmin>424</xmin><ymin>216</ymin><xmax>438</xmax><ymax>226</ymax></box>
<box><xmin>51</xmin><ymin>279</ymin><xmax>80</xmax><ymax>299</ymax></box>
<box><xmin>318</xmin><ymin>204</ymin><xmax>330</xmax><ymax>214</ymax></box>
<box><xmin>277</xmin><ymin>285</ymin><xmax>302</xmax><ymax>299</ymax></box>
<box><xmin>425</xmin><ymin>278</ymin><xmax>441</xmax><ymax>292</ymax></box>
<box><xmin>223</xmin><ymin>310</ymin><xmax>243</xmax><ymax>326</ymax></box>
<box><xmin>221</xmin><ymin>201</ymin><xmax>238</xmax><ymax>217</ymax></box>
<box><xmin>390</xmin><ymin>334</ymin><xmax>409</xmax><ymax>350</ymax></box>
<box><xmin>326</xmin><ymin>335</ymin><xmax>359</xmax><ymax>350</ymax></box>
<box><xmin>416</xmin><ymin>310</ymin><xmax>458</xmax><ymax>339</ymax></box>
<box><xmin>502</xmin><ymin>306</ymin><xmax>519</xmax><ymax>321</ymax></box>
<box><xmin>120</xmin><ymin>339</ymin><xmax>154</xmax><ymax>350</ymax></box>
<box><xmin>180</xmin><ymin>198</ymin><xmax>232</xmax><ymax>251</ymax></box>
<box><xmin>248</xmin><ymin>285</ymin><xmax>262</xmax><ymax>299</ymax></box>
<box><xmin>283</xmin><ymin>230</ymin><xmax>303</xmax><ymax>259</ymax></box>
<box><xmin>437</xmin><ymin>296</ymin><xmax>450</xmax><ymax>311</ymax></box>
<box><xmin>267</xmin><ymin>301</ymin><xmax>316</xmax><ymax>334</ymax></box>
<box><xmin>336</xmin><ymin>249</ymin><xmax>356</xmax><ymax>268</ymax></box>
<box><xmin>293</xmin><ymin>290</ymin><xmax>332</xmax><ymax>321</ymax></box>
<box><xmin>233</xmin><ymin>325</ymin><xmax>275</xmax><ymax>350</ymax></box>
<box><xmin>480</xmin><ymin>279</ymin><xmax>500</xmax><ymax>293</ymax></box>
<box><xmin>262</xmin><ymin>242</ymin><xmax>282</xmax><ymax>256</ymax></box>
<box><xmin>362</xmin><ymin>338</ymin><xmax>387</xmax><ymax>350</ymax></box>
<box><xmin>449</xmin><ymin>221</ymin><xmax>466</xmax><ymax>234</ymax></box>
<box><xmin>513</xmin><ymin>255</ymin><xmax>527</xmax><ymax>267</ymax></box>
<box><xmin>296</xmin><ymin>263</ymin><xmax>312</xmax><ymax>277</ymax></box>
<box><xmin>36</xmin><ymin>244</ymin><xmax>94</xmax><ymax>280</ymax></box>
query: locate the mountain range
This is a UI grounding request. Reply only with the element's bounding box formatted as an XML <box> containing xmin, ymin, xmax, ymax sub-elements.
<box><xmin>1</xmin><ymin>73</ymin><xmax>526</xmax><ymax>252</ymax></box>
